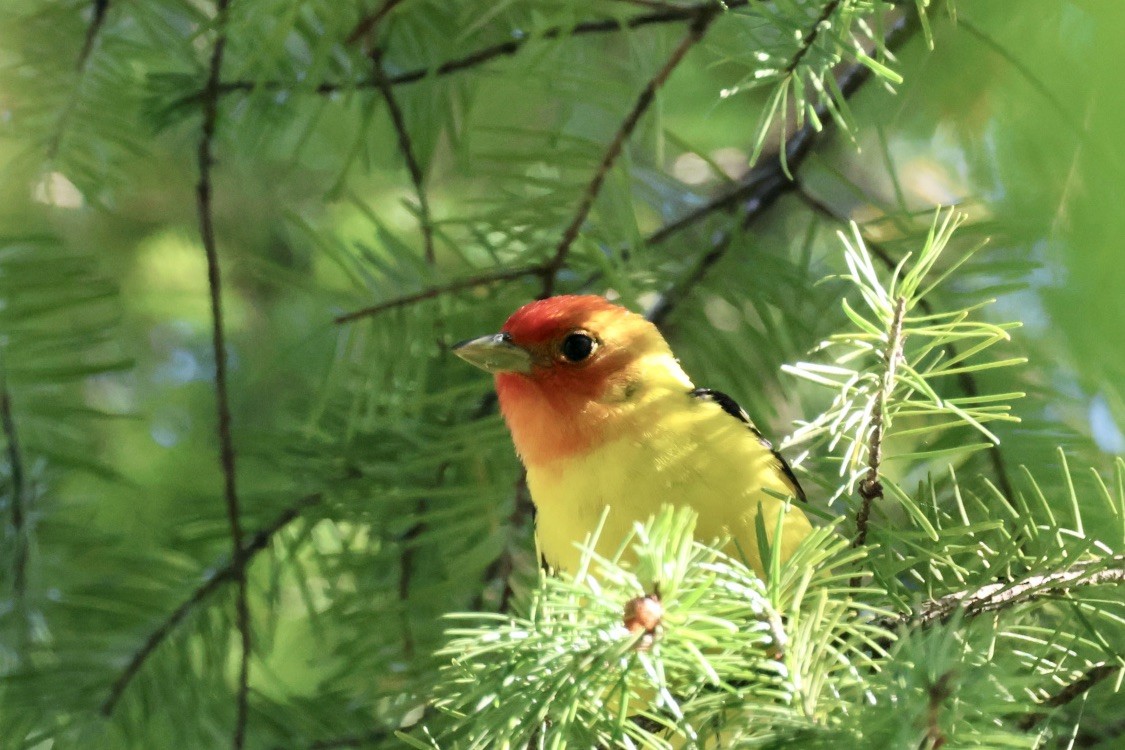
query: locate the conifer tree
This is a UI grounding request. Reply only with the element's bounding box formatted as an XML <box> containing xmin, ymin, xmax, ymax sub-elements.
<box><xmin>0</xmin><ymin>1</ymin><xmax>1121</xmax><ymax>748</ymax></box>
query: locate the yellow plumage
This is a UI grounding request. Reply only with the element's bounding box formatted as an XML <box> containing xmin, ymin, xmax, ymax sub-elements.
<box><xmin>527</xmin><ymin>351</ymin><xmax>810</xmax><ymax>576</ymax></box>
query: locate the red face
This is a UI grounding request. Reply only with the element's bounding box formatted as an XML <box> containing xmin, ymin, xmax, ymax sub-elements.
<box><xmin>489</xmin><ymin>295</ymin><xmax>664</xmax><ymax>464</ymax></box>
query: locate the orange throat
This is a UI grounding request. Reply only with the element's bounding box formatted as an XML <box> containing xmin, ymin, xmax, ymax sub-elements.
<box><xmin>495</xmin><ymin>371</ymin><xmax>616</xmax><ymax>466</ymax></box>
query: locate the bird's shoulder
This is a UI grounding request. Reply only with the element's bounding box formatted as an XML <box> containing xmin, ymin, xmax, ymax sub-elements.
<box><xmin>687</xmin><ymin>387</ymin><xmax>807</xmax><ymax>503</ymax></box>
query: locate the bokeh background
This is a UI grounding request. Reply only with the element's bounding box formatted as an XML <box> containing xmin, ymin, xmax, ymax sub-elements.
<box><xmin>0</xmin><ymin>0</ymin><xmax>1122</xmax><ymax>747</ymax></box>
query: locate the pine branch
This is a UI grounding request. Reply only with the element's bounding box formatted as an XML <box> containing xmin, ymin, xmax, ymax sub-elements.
<box><xmin>218</xmin><ymin>1</ymin><xmax>750</xmax><ymax>98</ymax></box>
<box><xmin>100</xmin><ymin>494</ymin><xmax>321</xmax><ymax>717</ymax></box>
<box><xmin>1</xmin><ymin>367</ymin><xmax>29</xmax><ymax>653</ymax></box>
<box><xmin>1018</xmin><ymin>664</ymin><xmax>1123</xmax><ymax>731</ymax></box>
<box><xmin>646</xmin><ymin>8</ymin><xmax>919</xmax><ymax>325</ymax></box>
<box><xmin>852</xmin><ymin>294</ymin><xmax>906</xmax><ymax>549</ymax></box>
<box><xmin>333</xmin><ymin>264</ymin><xmax>543</xmax><ymax>324</ymax></box>
<box><xmin>336</xmin><ymin>4</ymin><xmax>918</xmax><ymax>326</ymax></box>
<box><xmin>793</xmin><ymin>187</ymin><xmax>1018</xmax><ymax>505</ymax></box>
<box><xmin>898</xmin><ymin>555</ymin><xmax>1125</xmax><ymax>629</ymax></box>
<box><xmin>196</xmin><ymin>1</ymin><xmax>250</xmax><ymax>745</ymax></box>
<box><xmin>540</xmin><ymin>4</ymin><xmax>720</xmax><ymax>295</ymax></box>
<box><xmin>371</xmin><ymin>48</ymin><xmax>436</xmax><ymax>266</ymax></box>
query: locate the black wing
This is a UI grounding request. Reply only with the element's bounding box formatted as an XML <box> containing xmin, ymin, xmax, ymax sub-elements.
<box><xmin>688</xmin><ymin>388</ymin><xmax>807</xmax><ymax>503</ymax></box>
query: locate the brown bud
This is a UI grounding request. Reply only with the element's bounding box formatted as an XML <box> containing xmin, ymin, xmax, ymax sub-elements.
<box><xmin>623</xmin><ymin>594</ymin><xmax>664</xmax><ymax>637</ymax></box>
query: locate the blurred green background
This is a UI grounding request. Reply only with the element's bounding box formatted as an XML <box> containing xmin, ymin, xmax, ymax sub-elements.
<box><xmin>0</xmin><ymin>0</ymin><xmax>1122</xmax><ymax>746</ymax></box>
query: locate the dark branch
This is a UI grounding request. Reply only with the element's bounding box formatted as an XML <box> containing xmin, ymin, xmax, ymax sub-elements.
<box><xmin>473</xmin><ymin>470</ymin><xmax>535</xmax><ymax>613</ymax></box>
<box><xmin>100</xmin><ymin>494</ymin><xmax>321</xmax><ymax>717</ymax></box>
<box><xmin>372</xmin><ymin>48</ymin><xmax>436</xmax><ymax>265</ymax></box>
<box><xmin>333</xmin><ymin>264</ymin><xmax>543</xmax><ymax>324</ymax></box>
<box><xmin>1019</xmin><ymin>664</ymin><xmax>1123</xmax><ymax>731</ymax></box>
<box><xmin>1</xmin><ymin>367</ymin><xmax>29</xmax><ymax>649</ymax></box>
<box><xmin>346</xmin><ymin>0</ymin><xmax>406</xmax><ymax>45</ymax></box>
<box><xmin>218</xmin><ymin>1</ymin><xmax>751</xmax><ymax>98</ymax></box>
<box><xmin>924</xmin><ymin>671</ymin><xmax>953</xmax><ymax>749</ymax></box>
<box><xmin>783</xmin><ymin>0</ymin><xmax>842</xmax><ymax>75</ymax></box>
<box><xmin>540</xmin><ymin>5</ymin><xmax>720</xmax><ymax>295</ymax></box>
<box><xmin>644</xmin><ymin>9</ymin><xmax>920</xmax><ymax>326</ymax></box>
<box><xmin>78</xmin><ymin>0</ymin><xmax>111</xmax><ymax>72</ymax></box>
<box><xmin>853</xmin><ymin>295</ymin><xmax>906</xmax><ymax>549</ymax></box>
<box><xmin>48</xmin><ymin>0</ymin><xmax>114</xmax><ymax>160</ymax></box>
<box><xmin>196</xmin><ymin>1</ymin><xmax>251</xmax><ymax>745</ymax></box>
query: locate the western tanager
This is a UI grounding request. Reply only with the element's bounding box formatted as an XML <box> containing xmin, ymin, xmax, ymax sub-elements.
<box><xmin>454</xmin><ymin>295</ymin><xmax>811</xmax><ymax>576</ymax></box>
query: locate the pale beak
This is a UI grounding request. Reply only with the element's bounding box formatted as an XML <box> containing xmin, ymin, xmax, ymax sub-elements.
<box><xmin>453</xmin><ymin>333</ymin><xmax>533</xmax><ymax>374</ymax></box>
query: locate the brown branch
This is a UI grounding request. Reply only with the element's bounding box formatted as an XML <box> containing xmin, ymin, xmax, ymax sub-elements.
<box><xmin>1018</xmin><ymin>664</ymin><xmax>1123</xmax><ymax>731</ymax></box>
<box><xmin>898</xmin><ymin>555</ymin><xmax>1125</xmax><ymax>629</ymax></box>
<box><xmin>644</xmin><ymin>9</ymin><xmax>920</xmax><ymax>326</ymax></box>
<box><xmin>923</xmin><ymin>671</ymin><xmax>953</xmax><ymax>749</ymax></box>
<box><xmin>783</xmin><ymin>0</ymin><xmax>843</xmax><ymax>76</ymax></box>
<box><xmin>47</xmin><ymin>0</ymin><xmax>113</xmax><ymax>160</ymax></box>
<box><xmin>1</xmin><ymin>367</ymin><xmax>29</xmax><ymax>651</ymax></box>
<box><xmin>473</xmin><ymin>470</ymin><xmax>535</xmax><ymax>612</ymax></box>
<box><xmin>77</xmin><ymin>0</ymin><xmax>111</xmax><ymax>72</ymax></box>
<box><xmin>793</xmin><ymin>187</ymin><xmax>1019</xmax><ymax>507</ymax></box>
<box><xmin>540</xmin><ymin>5</ymin><xmax>720</xmax><ymax>296</ymax></box>
<box><xmin>196</xmin><ymin>1</ymin><xmax>251</xmax><ymax>745</ymax></box>
<box><xmin>100</xmin><ymin>494</ymin><xmax>321</xmax><ymax>717</ymax></box>
<box><xmin>853</xmin><ymin>295</ymin><xmax>906</xmax><ymax>549</ymax></box>
<box><xmin>333</xmin><ymin>264</ymin><xmax>544</xmax><ymax>324</ymax></box>
<box><xmin>372</xmin><ymin>48</ymin><xmax>436</xmax><ymax>265</ymax></box>
<box><xmin>218</xmin><ymin>1</ymin><xmax>749</xmax><ymax>99</ymax></box>
<box><xmin>346</xmin><ymin>0</ymin><xmax>407</xmax><ymax>45</ymax></box>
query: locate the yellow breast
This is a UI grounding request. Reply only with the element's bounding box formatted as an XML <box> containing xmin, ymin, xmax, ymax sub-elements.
<box><xmin>526</xmin><ymin>389</ymin><xmax>812</xmax><ymax>577</ymax></box>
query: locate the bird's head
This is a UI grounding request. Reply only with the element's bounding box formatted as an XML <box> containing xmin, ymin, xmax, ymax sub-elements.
<box><xmin>454</xmin><ymin>295</ymin><xmax>691</xmax><ymax>465</ymax></box>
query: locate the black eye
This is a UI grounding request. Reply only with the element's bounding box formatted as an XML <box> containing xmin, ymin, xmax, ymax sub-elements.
<box><xmin>561</xmin><ymin>332</ymin><xmax>596</xmax><ymax>362</ymax></box>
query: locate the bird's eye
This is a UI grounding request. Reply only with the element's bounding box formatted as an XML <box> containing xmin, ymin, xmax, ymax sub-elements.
<box><xmin>560</xmin><ymin>332</ymin><xmax>596</xmax><ymax>363</ymax></box>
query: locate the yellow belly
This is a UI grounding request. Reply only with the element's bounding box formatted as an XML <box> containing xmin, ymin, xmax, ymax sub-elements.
<box><xmin>527</xmin><ymin>394</ymin><xmax>812</xmax><ymax>577</ymax></box>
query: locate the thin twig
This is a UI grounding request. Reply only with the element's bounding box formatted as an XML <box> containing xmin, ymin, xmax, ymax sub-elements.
<box><xmin>645</xmin><ymin>9</ymin><xmax>919</xmax><ymax>325</ymax></box>
<box><xmin>792</xmin><ymin>187</ymin><xmax>1019</xmax><ymax>507</ymax></box>
<box><xmin>218</xmin><ymin>1</ymin><xmax>750</xmax><ymax>98</ymax></box>
<box><xmin>783</xmin><ymin>0</ymin><xmax>842</xmax><ymax>76</ymax></box>
<box><xmin>77</xmin><ymin>0</ymin><xmax>111</xmax><ymax>71</ymax></box>
<box><xmin>372</xmin><ymin>49</ymin><xmax>436</xmax><ymax>265</ymax></box>
<box><xmin>1018</xmin><ymin>664</ymin><xmax>1123</xmax><ymax>731</ymax></box>
<box><xmin>100</xmin><ymin>494</ymin><xmax>321</xmax><ymax>717</ymax></box>
<box><xmin>853</xmin><ymin>295</ymin><xmax>906</xmax><ymax>549</ymax></box>
<box><xmin>334</xmin><ymin>264</ymin><xmax>544</xmax><ymax>324</ymax></box>
<box><xmin>47</xmin><ymin>0</ymin><xmax>113</xmax><ymax>160</ymax></box>
<box><xmin>346</xmin><ymin>0</ymin><xmax>407</xmax><ymax>45</ymax></box>
<box><xmin>196</xmin><ymin>1</ymin><xmax>251</xmax><ymax>745</ymax></box>
<box><xmin>1</xmin><ymin>367</ymin><xmax>29</xmax><ymax>651</ymax></box>
<box><xmin>540</xmin><ymin>5</ymin><xmax>720</xmax><ymax>295</ymax></box>
<box><xmin>645</xmin><ymin>169</ymin><xmax>789</xmax><ymax>325</ymax></box>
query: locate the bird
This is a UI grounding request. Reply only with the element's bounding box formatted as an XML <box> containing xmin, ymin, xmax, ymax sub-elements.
<box><xmin>453</xmin><ymin>294</ymin><xmax>811</xmax><ymax>577</ymax></box>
